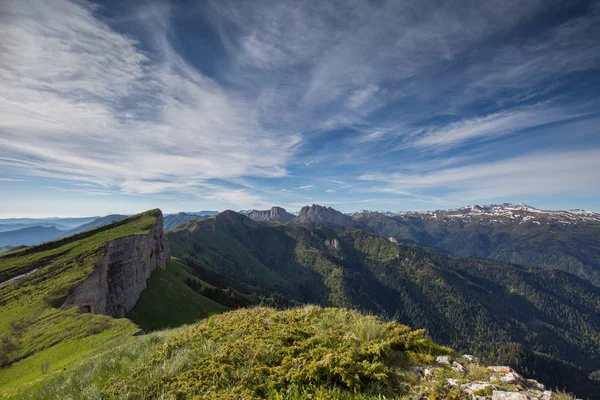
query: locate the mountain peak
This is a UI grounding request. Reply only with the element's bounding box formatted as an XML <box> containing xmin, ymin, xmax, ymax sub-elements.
<box><xmin>246</xmin><ymin>206</ymin><xmax>294</xmax><ymax>222</ymax></box>
<box><xmin>291</xmin><ymin>204</ymin><xmax>357</xmax><ymax>230</ymax></box>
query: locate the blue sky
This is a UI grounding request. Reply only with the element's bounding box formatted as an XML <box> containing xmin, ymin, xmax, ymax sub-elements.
<box><xmin>1</xmin><ymin>0</ymin><xmax>599</xmax><ymax>217</ymax></box>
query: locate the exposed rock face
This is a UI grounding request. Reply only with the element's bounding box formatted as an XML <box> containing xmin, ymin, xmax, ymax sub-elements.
<box><xmin>290</xmin><ymin>204</ymin><xmax>359</xmax><ymax>230</ymax></box>
<box><xmin>247</xmin><ymin>206</ymin><xmax>294</xmax><ymax>222</ymax></box>
<box><xmin>63</xmin><ymin>213</ymin><xmax>170</xmax><ymax>318</ymax></box>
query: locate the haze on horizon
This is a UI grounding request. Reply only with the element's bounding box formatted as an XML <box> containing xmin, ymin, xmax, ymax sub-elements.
<box><xmin>1</xmin><ymin>0</ymin><xmax>599</xmax><ymax>218</ymax></box>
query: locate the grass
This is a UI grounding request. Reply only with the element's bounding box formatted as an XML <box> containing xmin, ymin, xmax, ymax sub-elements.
<box><xmin>13</xmin><ymin>306</ymin><xmax>452</xmax><ymax>399</ymax></box>
<box><xmin>126</xmin><ymin>258</ymin><xmax>230</xmax><ymax>331</ymax></box>
<box><xmin>5</xmin><ymin>306</ymin><xmax>579</xmax><ymax>399</ymax></box>
<box><xmin>0</xmin><ymin>209</ymin><xmax>161</xmax><ymax>395</ymax></box>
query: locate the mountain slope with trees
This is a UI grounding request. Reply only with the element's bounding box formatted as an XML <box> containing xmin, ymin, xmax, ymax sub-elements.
<box><xmin>167</xmin><ymin>211</ymin><xmax>600</xmax><ymax>397</ymax></box>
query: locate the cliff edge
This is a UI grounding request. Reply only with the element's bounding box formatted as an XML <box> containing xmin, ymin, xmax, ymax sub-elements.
<box><xmin>63</xmin><ymin>210</ymin><xmax>170</xmax><ymax>318</ymax></box>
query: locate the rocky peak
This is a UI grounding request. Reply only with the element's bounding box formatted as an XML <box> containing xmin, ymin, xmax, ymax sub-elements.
<box><xmin>290</xmin><ymin>204</ymin><xmax>357</xmax><ymax>230</ymax></box>
<box><xmin>247</xmin><ymin>206</ymin><xmax>294</xmax><ymax>222</ymax></box>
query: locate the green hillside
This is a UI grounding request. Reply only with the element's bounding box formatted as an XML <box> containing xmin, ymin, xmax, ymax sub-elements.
<box><xmin>0</xmin><ymin>210</ymin><xmax>161</xmax><ymax>393</ymax></box>
<box><xmin>13</xmin><ymin>306</ymin><xmax>570</xmax><ymax>400</ymax></box>
<box><xmin>126</xmin><ymin>258</ymin><xmax>231</xmax><ymax>331</ymax></box>
<box><xmin>166</xmin><ymin>211</ymin><xmax>600</xmax><ymax>398</ymax></box>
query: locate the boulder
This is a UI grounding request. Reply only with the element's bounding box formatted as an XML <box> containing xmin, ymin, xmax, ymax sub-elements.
<box><xmin>463</xmin><ymin>382</ymin><xmax>494</xmax><ymax>395</ymax></box>
<box><xmin>501</xmin><ymin>372</ymin><xmax>526</xmax><ymax>387</ymax></box>
<box><xmin>463</xmin><ymin>354</ymin><xmax>480</xmax><ymax>363</ymax></box>
<box><xmin>452</xmin><ymin>361</ymin><xmax>467</xmax><ymax>373</ymax></box>
<box><xmin>489</xmin><ymin>366</ymin><xmax>513</xmax><ymax>373</ymax></box>
<box><xmin>491</xmin><ymin>391</ymin><xmax>529</xmax><ymax>400</ymax></box>
<box><xmin>436</xmin><ymin>355</ymin><xmax>452</xmax><ymax>365</ymax></box>
<box><xmin>447</xmin><ymin>378</ymin><xmax>459</xmax><ymax>386</ymax></box>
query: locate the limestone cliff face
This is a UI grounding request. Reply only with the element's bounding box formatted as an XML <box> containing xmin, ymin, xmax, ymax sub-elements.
<box><xmin>247</xmin><ymin>207</ymin><xmax>294</xmax><ymax>222</ymax></box>
<box><xmin>63</xmin><ymin>213</ymin><xmax>170</xmax><ymax>318</ymax></box>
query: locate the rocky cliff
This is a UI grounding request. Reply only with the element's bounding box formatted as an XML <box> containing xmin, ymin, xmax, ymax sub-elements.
<box><xmin>247</xmin><ymin>206</ymin><xmax>294</xmax><ymax>222</ymax></box>
<box><xmin>63</xmin><ymin>212</ymin><xmax>170</xmax><ymax>318</ymax></box>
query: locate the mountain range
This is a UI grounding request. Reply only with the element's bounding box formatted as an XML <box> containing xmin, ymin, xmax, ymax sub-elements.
<box><xmin>240</xmin><ymin>204</ymin><xmax>600</xmax><ymax>287</ymax></box>
<box><xmin>1</xmin><ymin>206</ymin><xmax>599</xmax><ymax>398</ymax></box>
<box><xmin>0</xmin><ymin>211</ymin><xmax>219</xmax><ymax>248</ymax></box>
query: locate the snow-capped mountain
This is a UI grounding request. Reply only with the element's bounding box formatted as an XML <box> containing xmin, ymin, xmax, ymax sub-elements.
<box><xmin>394</xmin><ymin>203</ymin><xmax>600</xmax><ymax>224</ymax></box>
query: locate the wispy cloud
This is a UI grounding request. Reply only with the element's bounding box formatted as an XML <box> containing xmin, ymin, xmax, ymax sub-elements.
<box><xmin>1</xmin><ymin>0</ymin><xmax>599</xmax><ymax>214</ymax></box>
<box><xmin>361</xmin><ymin>149</ymin><xmax>600</xmax><ymax>203</ymax></box>
<box><xmin>0</xmin><ymin>178</ymin><xmax>25</xmax><ymax>182</ymax></box>
<box><xmin>0</xmin><ymin>0</ymin><xmax>298</xmax><ymax>207</ymax></box>
<box><xmin>410</xmin><ymin>104</ymin><xmax>584</xmax><ymax>150</ymax></box>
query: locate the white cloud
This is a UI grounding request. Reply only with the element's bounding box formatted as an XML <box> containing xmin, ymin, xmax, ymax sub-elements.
<box><xmin>1</xmin><ymin>0</ymin><xmax>599</xmax><ymax>213</ymax></box>
<box><xmin>0</xmin><ymin>0</ymin><xmax>299</xmax><ymax>205</ymax></box>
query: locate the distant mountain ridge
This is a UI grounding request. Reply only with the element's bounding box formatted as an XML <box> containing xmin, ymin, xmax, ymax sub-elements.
<box><xmin>0</xmin><ymin>211</ymin><xmax>221</xmax><ymax>247</ymax></box>
<box><xmin>65</xmin><ymin>214</ymin><xmax>128</xmax><ymax>236</ymax></box>
<box><xmin>390</xmin><ymin>203</ymin><xmax>600</xmax><ymax>224</ymax></box>
<box><xmin>163</xmin><ymin>211</ymin><xmax>219</xmax><ymax>230</ymax></box>
<box><xmin>255</xmin><ymin>203</ymin><xmax>600</xmax><ymax>286</ymax></box>
<box><xmin>0</xmin><ymin>225</ymin><xmax>63</xmax><ymax>246</ymax></box>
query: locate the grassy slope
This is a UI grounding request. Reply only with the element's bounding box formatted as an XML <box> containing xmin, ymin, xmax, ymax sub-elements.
<box><xmin>0</xmin><ymin>210</ymin><xmax>161</xmax><ymax>393</ymax></box>
<box><xmin>16</xmin><ymin>307</ymin><xmax>454</xmax><ymax>400</ymax></box>
<box><xmin>168</xmin><ymin>213</ymin><xmax>295</xmax><ymax>295</ymax></box>
<box><xmin>127</xmin><ymin>258</ymin><xmax>230</xmax><ymax>331</ymax></box>
<box><xmin>17</xmin><ymin>307</ymin><xmax>575</xmax><ymax>400</ymax></box>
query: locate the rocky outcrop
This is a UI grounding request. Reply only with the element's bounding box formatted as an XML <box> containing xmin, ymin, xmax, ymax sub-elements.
<box><xmin>416</xmin><ymin>356</ymin><xmax>560</xmax><ymax>400</ymax></box>
<box><xmin>247</xmin><ymin>207</ymin><xmax>294</xmax><ymax>222</ymax></box>
<box><xmin>63</xmin><ymin>212</ymin><xmax>170</xmax><ymax>318</ymax></box>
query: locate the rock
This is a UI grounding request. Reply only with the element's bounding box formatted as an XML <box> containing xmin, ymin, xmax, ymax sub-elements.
<box><xmin>540</xmin><ymin>391</ymin><xmax>552</xmax><ymax>400</ymax></box>
<box><xmin>447</xmin><ymin>378</ymin><xmax>459</xmax><ymax>386</ymax></box>
<box><xmin>489</xmin><ymin>366</ymin><xmax>513</xmax><ymax>373</ymax></box>
<box><xmin>463</xmin><ymin>354</ymin><xmax>480</xmax><ymax>363</ymax></box>
<box><xmin>325</xmin><ymin>238</ymin><xmax>341</xmax><ymax>250</ymax></box>
<box><xmin>526</xmin><ymin>379</ymin><xmax>545</xmax><ymax>390</ymax></box>
<box><xmin>63</xmin><ymin>211</ymin><xmax>170</xmax><ymax>318</ymax></box>
<box><xmin>464</xmin><ymin>382</ymin><xmax>494</xmax><ymax>393</ymax></box>
<box><xmin>452</xmin><ymin>361</ymin><xmax>467</xmax><ymax>373</ymax></box>
<box><xmin>290</xmin><ymin>204</ymin><xmax>358</xmax><ymax>230</ymax></box>
<box><xmin>436</xmin><ymin>355</ymin><xmax>452</xmax><ymax>365</ymax></box>
<box><xmin>247</xmin><ymin>207</ymin><xmax>294</xmax><ymax>222</ymax></box>
<box><xmin>501</xmin><ymin>372</ymin><xmax>526</xmax><ymax>387</ymax></box>
<box><xmin>388</xmin><ymin>236</ymin><xmax>398</xmax><ymax>244</ymax></box>
<box><xmin>424</xmin><ymin>368</ymin><xmax>433</xmax><ymax>377</ymax></box>
<box><xmin>491</xmin><ymin>391</ymin><xmax>529</xmax><ymax>400</ymax></box>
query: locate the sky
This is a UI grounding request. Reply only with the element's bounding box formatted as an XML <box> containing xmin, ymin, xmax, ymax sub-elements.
<box><xmin>1</xmin><ymin>0</ymin><xmax>599</xmax><ymax>217</ymax></box>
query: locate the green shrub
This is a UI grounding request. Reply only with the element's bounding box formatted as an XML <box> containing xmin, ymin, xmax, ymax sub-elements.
<box><xmin>101</xmin><ymin>306</ymin><xmax>449</xmax><ymax>399</ymax></box>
